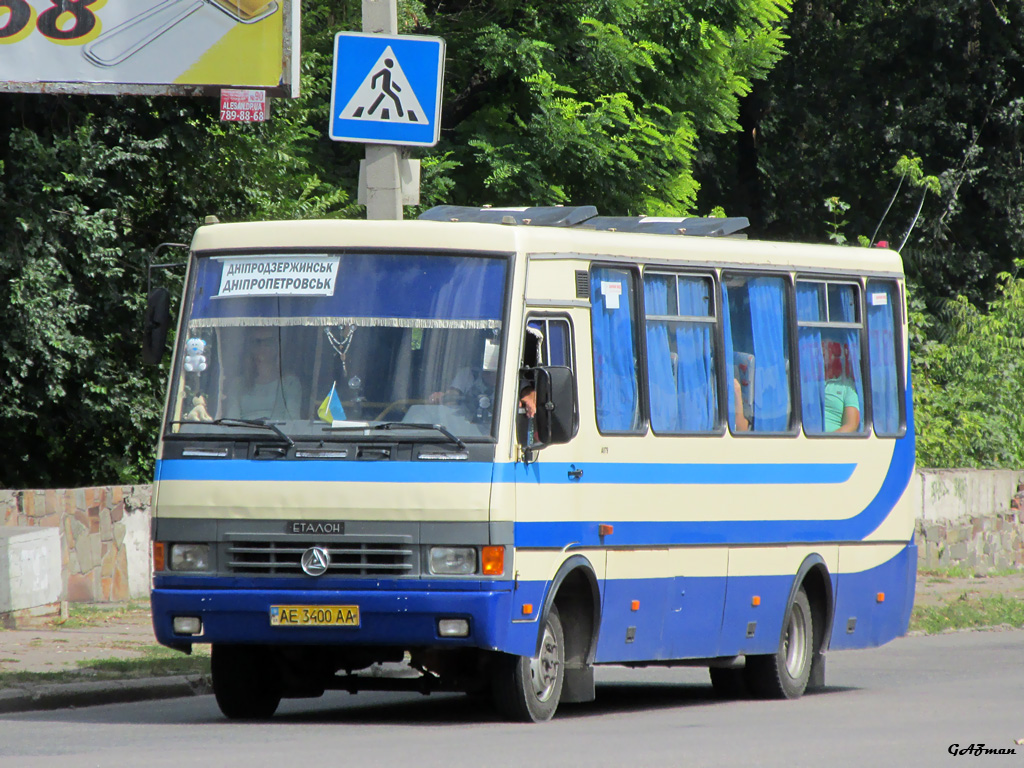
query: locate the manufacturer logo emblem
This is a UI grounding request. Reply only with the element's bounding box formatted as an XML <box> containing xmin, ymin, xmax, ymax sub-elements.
<box><xmin>288</xmin><ymin>521</ymin><xmax>344</xmax><ymax>535</ymax></box>
<box><xmin>300</xmin><ymin>546</ymin><xmax>331</xmax><ymax>577</ymax></box>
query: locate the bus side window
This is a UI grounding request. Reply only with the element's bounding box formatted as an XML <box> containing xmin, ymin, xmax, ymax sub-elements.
<box><xmin>526</xmin><ymin>317</ymin><xmax>573</xmax><ymax>369</ymax></box>
<box><xmin>866</xmin><ymin>280</ymin><xmax>903</xmax><ymax>435</ymax></box>
<box><xmin>643</xmin><ymin>272</ymin><xmax>719</xmax><ymax>433</ymax></box>
<box><xmin>721</xmin><ymin>273</ymin><xmax>793</xmax><ymax>433</ymax></box>
<box><xmin>591</xmin><ymin>267</ymin><xmax>643</xmax><ymax>433</ymax></box>
<box><xmin>796</xmin><ymin>280</ymin><xmax>865</xmax><ymax>435</ymax></box>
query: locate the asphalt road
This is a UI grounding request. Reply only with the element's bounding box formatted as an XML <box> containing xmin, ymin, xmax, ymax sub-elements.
<box><xmin>2</xmin><ymin>629</ymin><xmax>1022</xmax><ymax>768</ymax></box>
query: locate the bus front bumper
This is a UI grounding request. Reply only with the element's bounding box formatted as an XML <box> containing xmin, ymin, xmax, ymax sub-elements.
<box><xmin>151</xmin><ymin>586</ymin><xmax>514</xmax><ymax>651</ymax></box>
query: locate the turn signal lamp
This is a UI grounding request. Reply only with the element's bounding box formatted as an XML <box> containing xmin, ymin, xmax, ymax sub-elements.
<box><xmin>876</xmin><ymin>592</ymin><xmax>886</xmax><ymax>603</ymax></box>
<box><xmin>153</xmin><ymin>541</ymin><xmax>166</xmax><ymax>572</ymax></box>
<box><xmin>481</xmin><ymin>546</ymin><xmax>504</xmax><ymax>575</ymax></box>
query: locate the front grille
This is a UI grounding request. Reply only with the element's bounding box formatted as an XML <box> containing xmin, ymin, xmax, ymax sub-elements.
<box><xmin>226</xmin><ymin>538</ymin><xmax>415</xmax><ymax>576</ymax></box>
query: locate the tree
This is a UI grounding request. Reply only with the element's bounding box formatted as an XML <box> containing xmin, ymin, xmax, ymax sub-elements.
<box><xmin>695</xmin><ymin>0</ymin><xmax>1024</xmax><ymax>306</ymax></box>
<box><xmin>0</xmin><ymin>74</ymin><xmax>347</xmax><ymax>488</ymax></box>
<box><xmin>0</xmin><ymin>0</ymin><xmax>793</xmax><ymax>487</ymax></box>
<box><xmin>419</xmin><ymin>0</ymin><xmax>792</xmax><ymax>214</ymax></box>
<box><xmin>911</xmin><ymin>267</ymin><xmax>1024</xmax><ymax>468</ymax></box>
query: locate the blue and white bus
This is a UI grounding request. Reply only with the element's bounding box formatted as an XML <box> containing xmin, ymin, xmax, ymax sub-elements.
<box><xmin>146</xmin><ymin>205</ymin><xmax>915</xmax><ymax>721</ymax></box>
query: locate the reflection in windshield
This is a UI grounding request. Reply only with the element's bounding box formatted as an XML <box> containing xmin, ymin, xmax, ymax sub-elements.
<box><xmin>168</xmin><ymin>251</ymin><xmax>507</xmax><ymax>440</ymax></box>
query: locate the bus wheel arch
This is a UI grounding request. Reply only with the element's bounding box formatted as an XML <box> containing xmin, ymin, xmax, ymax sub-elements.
<box><xmin>744</xmin><ymin>555</ymin><xmax>834</xmax><ymax>699</ymax></box>
<box><xmin>797</xmin><ymin>557</ymin><xmax>834</xmax><ymax>690</ymax></box>
<box><xmin>491</xmin><ymin>555</ymin><xmax>600</xmax><ymax>721</ymax></box>
<box><xmin>544</xmin><ymin>556</ymin><xmax>600</xmax><ymax>704</ymax></box>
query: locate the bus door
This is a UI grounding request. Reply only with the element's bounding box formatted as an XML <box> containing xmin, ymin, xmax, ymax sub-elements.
<box><xmin>512</xmin><ymin>314</ymin><xmax>586</xmax><ymax>613</ymax></box>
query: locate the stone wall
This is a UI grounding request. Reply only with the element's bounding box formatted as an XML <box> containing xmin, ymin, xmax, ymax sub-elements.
<box><xmin>915</xmin><ymin>512</ymin><xmax>1024</xmax><ymax>571</ymax></box>
<box><xmin>1</xmin><ymin>486</ymin><xmax>151</xmax><ymax>602</ymax></box>
<box><xmin>911</xmin><ymin>469</ymin><xmax>1024</xmax><ymax>572</ymax></box>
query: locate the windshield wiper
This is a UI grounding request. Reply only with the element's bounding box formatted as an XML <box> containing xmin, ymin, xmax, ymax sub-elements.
<box><xmin>170</xmin><ymin>418</ymin><xmax>294</xmax><ymax>447</ymax></box>
<box><xmin>214</xmin><ymin>418</ymin><xmax>295</xmax><ymax>446</ymax></box>
<box><xmin>324</xmin><ymin>421</ymin><xmax>466</xmax><ymax>451</ymax></box>
<box><xmin>374</xmin><ymin>422</ymin><xmax>467</xmax><ymax>451</ymax></box>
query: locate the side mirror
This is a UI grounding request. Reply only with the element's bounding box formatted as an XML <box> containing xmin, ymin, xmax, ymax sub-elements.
<box><xmin>142</xmin><ymin>287</ymin><xmax>171</xmax><ymax>365</ymax></box>
<box><xmin>533</xmin><ymin>366</ymin><xmax>577</xmax><ymax>447</ymax></box>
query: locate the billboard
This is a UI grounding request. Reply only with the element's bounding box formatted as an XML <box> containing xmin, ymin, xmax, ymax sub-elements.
<box><xmin>0</xmin><ymin>0</ymin><xmax>299</xmax><ymax>97</ymax></box>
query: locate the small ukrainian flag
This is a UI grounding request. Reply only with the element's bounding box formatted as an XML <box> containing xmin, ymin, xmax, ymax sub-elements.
<box><xmin>317</xmin><ymin>381</ymin><xmax>346</xmax><ymax>423</ymax></box>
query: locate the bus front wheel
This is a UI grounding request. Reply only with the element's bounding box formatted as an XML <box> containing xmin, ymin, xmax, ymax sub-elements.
<box><xmin>491</xmin><ymin>607</ymin><xmax>565</xmax><ymax>722</ymax></box>
<box><xmin>745</xmin><ymin>587</ymin><xmax>814</xmax><ymax>700</ymax></box>
<box><xmin>212</xmin><ymin>644</ymin><xmax>282</xmax><ymax>719</ymax></box>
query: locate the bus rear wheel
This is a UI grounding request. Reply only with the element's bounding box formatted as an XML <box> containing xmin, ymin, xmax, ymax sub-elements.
<box><xmin>211</xmin><ymin>644</ymin><xmax>282</xmax><ymax>719</ymax></box>
<box><xmin>745</xmin><ymin>587</ymin><xmax>814</xmax><ymax>700</ymax></box>
<box><xmin>491</xmin><ymin>607</ymin><xmax>565</xmax><ymax>722</ymax></box>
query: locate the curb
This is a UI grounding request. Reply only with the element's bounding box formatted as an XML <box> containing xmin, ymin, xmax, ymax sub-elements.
<box><xmin>0</xmin><ymin>674</ymin><xmax>212</xmax><ymax>715</ymax></box>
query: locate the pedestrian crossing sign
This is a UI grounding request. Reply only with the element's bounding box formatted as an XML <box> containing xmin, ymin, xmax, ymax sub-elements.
<box><xmin>329</xmin><ymin>32</ymin><xmax>446</xmax><ymax>147</ymax></box>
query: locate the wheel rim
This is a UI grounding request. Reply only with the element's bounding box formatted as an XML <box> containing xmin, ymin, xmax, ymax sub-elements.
<box><xmin>783</xmin><ymin>601</ymin><xmax>808</xmax><ymax>678</ymax></box>
<box><xmin>529</xmin><ymin>623</ymin><xmax>560</xmax><ymax>702</ymax></box>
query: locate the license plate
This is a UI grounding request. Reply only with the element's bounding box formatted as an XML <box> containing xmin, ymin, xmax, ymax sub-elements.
<box><xmin>269</xmin><ymin>605</ymin><xmax>360</xmax><ymax>627</ymax></box>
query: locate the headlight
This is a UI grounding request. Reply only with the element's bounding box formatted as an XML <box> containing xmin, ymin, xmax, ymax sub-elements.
<box><xmin>429</xmin><ymin>546</ymin><xmax>477</xmax><ymax>575</ymax></box>
<box><xmin>170</xmin><ymin>543</ymin><xmax>211</xmax><ymax>572</ymax></box>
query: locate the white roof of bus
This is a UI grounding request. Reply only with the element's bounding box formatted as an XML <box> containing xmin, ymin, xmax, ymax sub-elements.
<box><xmin>190</xmin><ymin>219</ymin><xmax>904</xmax><ymax>276</ymax></box>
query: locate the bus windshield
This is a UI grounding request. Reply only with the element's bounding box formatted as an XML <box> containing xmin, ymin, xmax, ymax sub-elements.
<box><xmin>166</xmin><ymin>250</ymin><xmax>508</xmax><ymax>440</ymax></box>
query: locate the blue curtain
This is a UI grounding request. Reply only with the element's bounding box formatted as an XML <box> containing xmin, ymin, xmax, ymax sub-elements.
<box><xmin>675</xmin><ymin>278</ymin><xmax>717</xmax><ymax>430</ymax></box>
<box><xmin>748</xmin><ymin>278</ymin><xmax>789</xmax><ymax>431</ymax></box>
<box><xmin>592</xmin><ymin>268</ymin><xmax>639</xmax><ymax>431</ymax></box>
<box><xmin>644</xmin><ymin>276</ymin><xmax>681</xmax><ymax>431</ymax></box>
<box><xmin>832</xmin><ymin>285</ymin><xmax>864</xmax><ymax>432</ymax></box>
<box><xmin>722</xmin><ymin>284</ymin><xmax>738</xmax><ymax>430</ymax></box>
<box><xmin>797</xmin><ymin>283</ymin><xmax>826</xmax><ymax>432</ymax></box>
<box><xmin>867</xmin><ymin>281</ymin><xmax>900</xmax><ymax>434</ymax></box>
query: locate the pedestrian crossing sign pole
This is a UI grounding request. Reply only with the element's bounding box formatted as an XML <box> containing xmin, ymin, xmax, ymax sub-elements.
<box><xmin>329</xmin><ymin>32</ymin><xmax>445</xmax><ymax>147</ymax></box>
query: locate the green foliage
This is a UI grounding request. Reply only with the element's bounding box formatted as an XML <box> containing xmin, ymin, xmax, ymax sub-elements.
<box><xmin>422</xmin><ymin>0</ymin><xmax>792</xmax><ymax>214</ymax></box>
<box><xmin>910</xmin><ymin>593</ymin><xmax>1024</xmax><ymax>634</ymax></box>
<box><xmin>0</xmin><ymin>55</ymin><xmax>350</xmax><ymax>488</ymax></box>
<box><xmin>822</xmin><ymin>196</ymin><xmax>850</xmax><ymax>245</ymax></box>
<box><xmin>911</xmin><ymin>265</ymin><xmax>1024</xmax><ymax>468</ymax></box>
<box><xmin>0</xmin><ymin>0</ymin><xmax>794</xmax><ymax>488</ymax></box>
<box><xmin>695</xmin><ymin>0</ymin><xmax>1024</xmax><ymax>306</ymax></box>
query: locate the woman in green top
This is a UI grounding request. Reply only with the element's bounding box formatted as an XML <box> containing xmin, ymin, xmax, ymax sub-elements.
<box><xmin>822</xmin><ymin>341</ymin><xmax>860</xmax><ymax>433</ymax></box>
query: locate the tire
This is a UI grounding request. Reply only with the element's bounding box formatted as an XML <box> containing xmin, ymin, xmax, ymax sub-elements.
<box><xmin>492</xmin><ymin>607</ymin><xmax>565</xmax><ymax>722</ymax></box>
<box><xmin>211</xmin><ymin>644</ymin><xmax>282</xmax><ymax>720</ymax></box>
<box><xmin>744</xmin><ymin>587</ymin><xmax>814</xmax><ymax>700</ymax></box>
<box><xmin>709</xmin><ymin>667</ymin><xmax>748</xmax><ymax>699</ymax></box>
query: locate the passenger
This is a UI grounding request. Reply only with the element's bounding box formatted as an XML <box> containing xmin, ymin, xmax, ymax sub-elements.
<box><xmin>226</xmin><ymin>327</ymin><xmax>302</xmax><ymax>421</ymax></box>
<box><xmin>733</xmin><ymin>379</ymin><xmax>749</xmax><ymax>432</ymax></box>
<box><xmin>429</xmin><ymin>340</ymin><xmax>499</xmax><ymax>421</ymax></box>
<box><xmin>518</xmin><ymin>383</ymin><xmax>537</xmax><ymax>447</ymax></box>
<box><xmin>519</xmin><ymin>384</ymin><xmax>537</xmax><ymax>418</ymax></box>
<box><xmin>822</xmin><ymin>341</ymin><xmax>860</xmax><ymax>433</ymax></box>
<box><xmin>429</xmin><ymin>366</ymin><xmax>496</xmax><ymax>408</ymax></box>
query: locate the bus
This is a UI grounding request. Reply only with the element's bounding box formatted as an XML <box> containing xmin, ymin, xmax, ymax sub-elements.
<box><xmin>145</xmin><ymin>205</ymin><xmax>915</xmax><ymax>722</ymax></box>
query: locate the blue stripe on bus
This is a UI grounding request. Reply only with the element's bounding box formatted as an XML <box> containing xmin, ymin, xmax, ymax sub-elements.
<box><xmin>156</xmin><ymin>459</ymin><xmax>496</xmax><ymax>483</ymax></box>
<box><xmin>155</xmin><ymin>458</ymin><xmax>855</xmax><ymax>485</ymax></box>
<box><xmin>515</xmin><ymin>381</ymin><xmax>916</xmax><ymax>546</ymax></box>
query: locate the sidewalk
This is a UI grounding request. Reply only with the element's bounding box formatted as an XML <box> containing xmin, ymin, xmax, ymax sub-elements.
<box><xmin>0</xmin><ymin>603</ymin><xmax>210</xmax><ymax>714</ymax></box>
